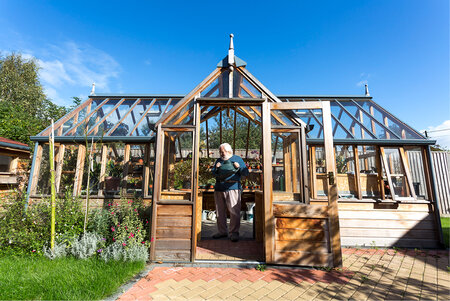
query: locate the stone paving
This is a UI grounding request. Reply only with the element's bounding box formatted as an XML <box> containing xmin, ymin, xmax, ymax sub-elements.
<box><xmin>117</xmin><ymin>248</ymin><xmax>449</xmax><ymax>300</ymax></box>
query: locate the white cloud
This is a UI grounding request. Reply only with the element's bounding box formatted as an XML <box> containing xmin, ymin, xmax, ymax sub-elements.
<box><xmin>38</xmin><ymin>59</ymin><xmax>74</xmax><ymax>86</ymax></box>
<box><xmin>422</xmin><ymin>120</ymin><xmax>450</xmax><ymax>150</ymax></box>
<box><xmin>356</xmin><ymin>79</ymin><xmax>368</xmax><ymax>87</ymax></box>
<box><xmin>356</xmin><ymin>73</ymin><xmax>371</xmax><ymax>87</ymax></box>
<box><xmin>2</xmin><ymin>42</ymin><xmax>120</xmax><ymax>105</ymax></box>
<box><xmin>29</xmin><ymin>41</ymin><xmax>121</xmax><ymax>105</ymax></box>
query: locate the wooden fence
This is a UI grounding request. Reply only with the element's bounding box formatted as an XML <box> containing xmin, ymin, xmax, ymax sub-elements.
<box><xmin>431</xmin><ymin>151</ymin><xmax>450</xmax><ymax>215</ymax></box>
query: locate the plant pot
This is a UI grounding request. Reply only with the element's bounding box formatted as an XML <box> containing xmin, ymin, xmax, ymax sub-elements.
<box><xmin>183</xmin><ymin>181</ymin><xmax>191</xmax><ymax>189</ymax></box>
<box><xmin>105</xmin><ymin>176</ymin><xmax>120</xmax><ymax>191</ymax></box>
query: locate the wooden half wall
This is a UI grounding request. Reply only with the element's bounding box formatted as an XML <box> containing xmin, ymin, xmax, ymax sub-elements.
<box><xmin>311</xmin><ymin>200</ymin><xmax>441</xmax><ymax>248</ymax></box>
<box><xmin>272</xmin><ymin>203</ymin><xmax>333</xmax><ymax>267</ymax></box>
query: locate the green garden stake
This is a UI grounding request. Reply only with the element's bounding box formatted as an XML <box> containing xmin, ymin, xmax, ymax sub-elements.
<box><xmin>50</xmin><ymin>119</ymin><xmax>56</xmax><ymax>250</ymax></box>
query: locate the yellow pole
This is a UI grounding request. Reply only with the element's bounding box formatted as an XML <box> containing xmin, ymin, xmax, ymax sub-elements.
<box><xmin>50</xmin><ymin>120</ymin><xmax>56</xmax><ymax>250</ymax></box>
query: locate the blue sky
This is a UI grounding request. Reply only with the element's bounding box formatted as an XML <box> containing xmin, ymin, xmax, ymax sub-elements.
<box><xmin>0</xmin><ymin>0</ymin><xmax>449</xmax><ymax>146</ymax></box>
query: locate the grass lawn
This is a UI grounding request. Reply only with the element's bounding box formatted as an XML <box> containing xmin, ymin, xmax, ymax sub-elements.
<box><xmin>0</xmin><ymin>255</ymin><xmax>145</xmax><ymax>300</ymax></box>
<box><xmin>441</xmin><ymin>217</ymin><xmax>449</xmax><ymax>248</ymax></box>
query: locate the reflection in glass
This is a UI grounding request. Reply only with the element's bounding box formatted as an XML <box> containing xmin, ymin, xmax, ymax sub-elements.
<box><xmin>406</xmin><ymin>147</ymin><xmax>428</xmax><ymax>199</ymax></box>
<box><xmin>162</xmin><ymin>131</ymin><xmax>193</xmax><ymax>192</ymax></box>
<box><xmin>357</xmin><ymin>146</ymin><xmax>380</xmax><ymax>198</ymax></box>
<box><xmin>335</xmin><ymin>145</ymin><xmax>356</xmax><ymax>198</ymax></box>
<box><xmin>272</xmin><ymin>132</ymin><xmax>301</xmax><ymax>194</ymax></box>
<box><xmin>383</xmin><ymin>148</ymin><xmax>410</xmax><ymax>198</ymax></box>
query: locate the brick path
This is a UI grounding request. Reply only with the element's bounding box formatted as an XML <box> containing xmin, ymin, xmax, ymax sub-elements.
<box><xmin>117</xmin><ymin>248</ymin><xmax>449</xmax><ymax>300</ymax></box>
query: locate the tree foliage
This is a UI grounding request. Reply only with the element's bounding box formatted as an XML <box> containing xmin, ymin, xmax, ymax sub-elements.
<box><xmin>0</xmin><ymin>53</ymin><xmax>68</xmax><ymax>146</ymax></box>
<box><xmin>206</xmin><ymin>109</ymin><xmax>262</xmax><ymax>150</ymax></box>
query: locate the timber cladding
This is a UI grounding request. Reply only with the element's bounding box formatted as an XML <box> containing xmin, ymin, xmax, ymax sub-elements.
<box><xmin>337</xmin><ymin>202</ymin><xmax>440</xmax><ymax>248</ymax></box>
<box><xmin>273</xmin><ymin>203</ymin><xmax>332</xmax><ymax>267</ymax></box>
<box><xmin>154</xmin><ymin>204</ymin><xmax>192</xmax><ymax>261</ymax></box>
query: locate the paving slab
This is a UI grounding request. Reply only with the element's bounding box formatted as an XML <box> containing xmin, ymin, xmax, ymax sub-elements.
<box><xmin>115</xmin><ymin>248</ymin><xmax>449</xmax><ymax>301</ymax></box>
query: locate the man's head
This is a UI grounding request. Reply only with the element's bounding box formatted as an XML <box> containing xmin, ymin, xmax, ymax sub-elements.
<box><xmin>219</xmin><ymin>143</ymin><xmax>233</xmax><ymax>160</ymax></box>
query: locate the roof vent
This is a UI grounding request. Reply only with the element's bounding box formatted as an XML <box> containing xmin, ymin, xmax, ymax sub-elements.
<box><xmin>90</xmin><ymin>82</ymin><xmax>96</xmax><ymax>96</ymax></box>
<box><xmin>365</xmin><ymin>84</ymin><xmax>370</xmax><ymax>96</ymax></box>
<box><xmin>228</xmin><ymin>34</ymin><xmax>235</xmax><ymax>66</ymax></box>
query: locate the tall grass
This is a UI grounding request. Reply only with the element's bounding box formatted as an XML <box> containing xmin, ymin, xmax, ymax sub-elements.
<box><xmin>0</xmin><ymin>255</ymin><xmax>145</xmax><ymax>300</ymax></box>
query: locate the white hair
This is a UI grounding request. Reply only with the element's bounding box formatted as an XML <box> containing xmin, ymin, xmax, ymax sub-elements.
<box><xmin>219</xmin><ymin>143</ymin><xmax>233</xmax><ymax>154</ymax></box>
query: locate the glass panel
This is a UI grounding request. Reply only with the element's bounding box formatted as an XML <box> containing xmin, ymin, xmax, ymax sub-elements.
<box><xmin>125</xmin><ymin>145</ymin><xmax>145</xmax><ymax>197</ymax></box>
<box><xmin>233</xmin><ymin>70</ymin><xmax>262</xmax><ymax>98</ymax></box>
<box><xmin>272</xmin><ymin>132</ymin><xmax>301</xmax><ymax>196</ymax></box>
<box><xmin>314</xmin><ymin>146</ymin><xmax>327</xmax><ymax>196</ymax></box>
<box><xmin>357</xmin><ymin>146</ymin><xmax>380</xmax><ymax>198</ymax></box>
<box><xmin>100</xmin><ymin>99</ymin><xmax>137</xmax><ymax>134</ymax></box>
<box><xmin>114</xmin><ymin>102</ymin><xmax>147</xmax><ymax>136</ymax></box>
<box><xmin>206</xmin><ymin>107</ymin><xmax>262</xmax><ymax>150</ymax></box>
<box><xmin>406</xmin><ymin>147</ymin><xmax>428</xmax><ymax>199</ymax></box>
<box><xmin>335</xmin><ymin>145</ymin><xmax>357</xmax><ymax>198</ymax></box>
<box><xmin>271</xmin><ymin>110</ymin><xmax>296</xmax><ymax>126</ymax></box>
<box><xmin>36</xmin><ymin>144</ymin><xmax>50</xmax><ymax>195</ymax></box>
<box><xmin>165</xmin><ymin>101</ymin><xmax>194</xmax><ymax>125</ymax></box>
<box><xmin>162</xmin><ymin>131</ymin><xmax>193</xmax><ymax>195</ymax></box>
<box><xmin>60</xmin><ymin>145</ymin><xmax>78</xmax><ymax>194</ymax></box>
<box><xmin>104</xmin><ymin>143</ymin><xmax>125</xmax><ymax>196</ymax></box>
<box><xmin>0</xmin><ymin>155</ymin><xmax>12</xmax><ymax>172</ymax></box>
<box><xmin>200</xmin><ymin>70</ymin><xmax>229</xmax><ymax>98</ymax></box>
<box><xmin>147</xmin><ymin>143</ymin><xmax>156</xmax><ymax>197</ymax></box>
<box><xmin>294</xmin><ymin>109</ymin><xmax>323</xmax><ymax>139</ymax></box>
<box><xmin>331</xmin><ymin>116</ymin><xmax>353</xmax><ymax>139</ymax></box>
<box><xmin>81</xmin><ymin>143</ymin><xmax>103</xmax><ymax>196</ymax></box>
<box><xmin>69</xmin><ymin>99</ymin><xmax>119</xmax><ymax>136</ymax></box>
<box><xmin>362</xmin><ymin>100</ymin><xmax>423</xmax><ymax>140</ymax></box>
<box><xmin>384</xmin><ymin>148</ymin><xmax>410</xmax><ymax>198</ymax></box>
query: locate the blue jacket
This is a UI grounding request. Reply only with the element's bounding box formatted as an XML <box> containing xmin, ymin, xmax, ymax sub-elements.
<box><xmin>212</xmin><ymin>155</ymin><xmax>249</xmax><ymax>191</ymax></box>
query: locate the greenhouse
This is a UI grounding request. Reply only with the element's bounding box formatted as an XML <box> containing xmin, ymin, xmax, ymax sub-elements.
<box><xmin>28</xmin><ymin>36</ymin><xmax>443</xmax><ymax>267</ymax></box>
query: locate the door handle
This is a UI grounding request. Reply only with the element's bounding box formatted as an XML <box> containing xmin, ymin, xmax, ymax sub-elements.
<box><xmin>327</xmin><ymin>172</ymin><xmax>335</xmax><ymax>185</ymax></box>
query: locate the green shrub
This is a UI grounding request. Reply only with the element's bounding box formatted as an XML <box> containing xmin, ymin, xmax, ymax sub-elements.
<box><xmin>0</xmin><ymin>191</ymin><xmax>84</xmax><ymax>255</ymax></box>
<box><xmin>108</xmin><ymin>198</ymin><xmax>148</xmax><ymax>248</ymax></box>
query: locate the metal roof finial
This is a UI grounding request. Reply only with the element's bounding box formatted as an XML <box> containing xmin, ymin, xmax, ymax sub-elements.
<box><xmin>228</xmin><ymin>34</ymin><xmax>235</xmax><ymax>66</ymax></box>
<box><xmin>365</xmin><ymin>84</ymin><xmax>370</xmax><ymax>96</ymax></box>
<box><xmin>90</xmin><ymin>82</ymin><xmax>96</xmax><ymax>96</ymax></box>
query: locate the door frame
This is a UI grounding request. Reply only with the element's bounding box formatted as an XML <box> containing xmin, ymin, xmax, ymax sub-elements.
<box><xmin>192</xmin><ymin>98</ymin><xmax>264</xmax><ymax>261</ymax></box>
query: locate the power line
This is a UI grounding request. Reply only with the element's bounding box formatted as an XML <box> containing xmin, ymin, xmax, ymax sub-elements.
<box><xmin>422</xmin><ymin>128</ymin><xmax>450</xmax><ymax>133</ymax></box>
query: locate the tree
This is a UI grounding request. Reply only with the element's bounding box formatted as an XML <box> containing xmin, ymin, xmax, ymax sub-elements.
<box><xmin>0</xmin><ymin>53</ymin><xmax>68</xmax><ymax>146</ymax></box>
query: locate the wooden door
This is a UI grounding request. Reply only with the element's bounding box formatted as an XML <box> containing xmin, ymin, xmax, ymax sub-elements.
<box><xmin>149</xmin><ymin>126</ymin><xmax>197</xmax><ymax>262</ymax></box>
<box><xmin>264</xmin><ymin>101</ymin><xmax>342</xmax><ymax>267</ymax></box>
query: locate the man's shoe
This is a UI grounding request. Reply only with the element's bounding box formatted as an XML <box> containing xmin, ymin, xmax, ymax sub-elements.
<box><xmin>213</xmin><ymin>233</ymin><xmax>227</xmax><ymax>239</ymax></box>
<box><xmin>230</xmin><ymin>233</ymin><xmax>239</xmax><ymax>242</ymax></box>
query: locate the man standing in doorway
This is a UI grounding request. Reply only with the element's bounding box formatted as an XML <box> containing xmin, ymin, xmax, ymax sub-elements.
<box><xmin>212</xmin><ymin>143</ymin><xmax>249</xmax><ymax>242</ymax></box>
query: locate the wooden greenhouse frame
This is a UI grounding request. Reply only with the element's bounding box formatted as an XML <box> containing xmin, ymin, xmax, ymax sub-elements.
<box><xmin>28</xmin><ymin>35</ymin><xmax>444</xmax><ymax>267</ymax></box>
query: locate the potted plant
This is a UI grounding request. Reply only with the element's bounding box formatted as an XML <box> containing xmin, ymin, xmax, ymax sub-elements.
<box><xmin>171</xmin><ymin>159</ymin><xmax>193</xmax><ymax>190</ymax></box>
<box><xmin>105</xmin><ymin>159</ymin><xmax>123</xmax><ymax>191</ymax></box>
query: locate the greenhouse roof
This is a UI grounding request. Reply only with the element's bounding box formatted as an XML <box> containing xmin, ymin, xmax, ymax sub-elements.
<box><xmin>31</xmin><ymin>93</ymin><xmax>432</xmax><ymax>145</ymax></box>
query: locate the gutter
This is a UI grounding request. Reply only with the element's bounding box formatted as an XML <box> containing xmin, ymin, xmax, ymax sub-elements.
<box><xmin>0</xmin><ymin>141</ymin><xmax>30</xmax><ymax>151</ymax></box>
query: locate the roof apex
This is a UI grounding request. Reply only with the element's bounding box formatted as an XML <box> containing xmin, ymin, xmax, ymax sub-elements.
<box><xmin>217</xmin><ymin>55</ymin><xmax>247</xmax><ymax>68</ymax></box>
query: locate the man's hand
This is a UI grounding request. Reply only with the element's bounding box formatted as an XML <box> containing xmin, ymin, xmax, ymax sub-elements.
<box><xmin>216</xmin><ymin>162</ymin><xmax>221</xmax><ymax>168</ymax></box>
<box><xmin>233</xmin><ymin>162</ymin><xmax>240</xmax><ymax>169</ymax></box>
